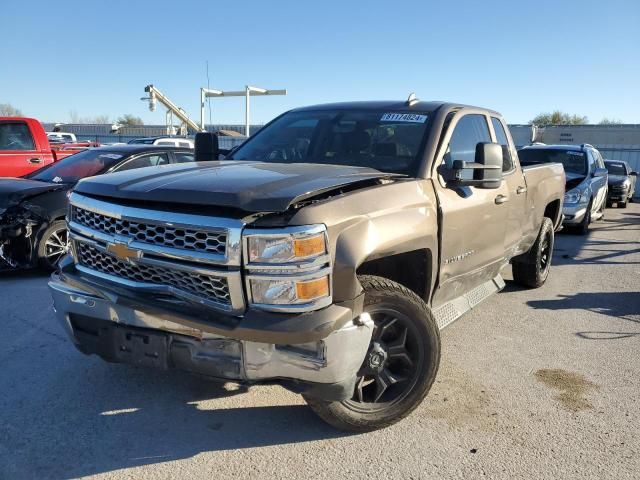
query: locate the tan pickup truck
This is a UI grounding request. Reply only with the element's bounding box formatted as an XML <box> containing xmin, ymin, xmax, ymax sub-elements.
<box><xmin>49</xmin><ymin>99</ymin><xmax>565</xmax><ymax>431</ymax></box>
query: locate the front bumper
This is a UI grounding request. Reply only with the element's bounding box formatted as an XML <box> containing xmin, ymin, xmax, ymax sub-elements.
<box><xmin>607</xmin><ymin>189</ymin><xmax>629</xmax><ymax>202</ymax></box>
<box><xmin>562</xmin><ymin>203</ymin><xmax>588</xmax><ymax>225</ymax></box>
<box><xmin>49</xmin><ymin>271</ymin><xmax>373</xmax><ymax>401</ymax></box>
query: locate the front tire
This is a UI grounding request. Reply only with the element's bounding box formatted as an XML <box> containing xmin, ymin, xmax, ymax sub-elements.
<box><xmin>619</xmin><ymin>201</ymin><xmax>627</xmax><ymax>209</ymax></box>
<box><xmin>305</xmin><ymin>275</ymin><xmax>440</xmax><ymax>432</ymax></box>
<box><xmin>574</xmin><ymin>199</ymin><xmax>592</xmax><ymax>235</ymax></box>
<box><xmin>37</xmin><ymin>220</ymin><xmax>69</xmax><ymax>270</ymax></box>
<box><xmin>512</xmin><ymin>217</ymin><xmax>554</xmax><ymax>288</ymax></box>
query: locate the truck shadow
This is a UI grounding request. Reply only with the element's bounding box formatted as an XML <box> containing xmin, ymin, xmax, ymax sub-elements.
<box><xmin>4</xmin><ymin>362</ymin><xmax>350</xmax><ymax>479</ymax></box>
<box><xmin>527</xmin><ymin>292</ymin><xmax>640</xmax><ymax>341</ymax></box>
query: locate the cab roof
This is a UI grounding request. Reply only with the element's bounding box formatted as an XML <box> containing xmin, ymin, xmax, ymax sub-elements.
<box><xmin>290</xmin><ymin>100</ymin><xmax>500</xmax><ymax>116</ymax></box>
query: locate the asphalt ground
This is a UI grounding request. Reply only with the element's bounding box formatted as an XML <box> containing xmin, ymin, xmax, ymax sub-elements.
<box><xmin>1</xmin><ymin>203</ymin><xmax>638</xmax><ymax>480</ymax></box>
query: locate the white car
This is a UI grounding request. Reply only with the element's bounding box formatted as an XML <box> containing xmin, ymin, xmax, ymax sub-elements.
<box><xmin>46</xmin><ymin>132</ymin><xmax>77</xmax><ymax>143</ymax></box>
<box><xmin>127</xmin><ymin>136</ymin><xmax>194</xmax><ymax>148</ymax></box>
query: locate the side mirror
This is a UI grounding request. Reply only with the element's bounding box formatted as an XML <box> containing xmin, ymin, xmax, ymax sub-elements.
<box><xmin>593</xmin><ymin>167</ymin><xmax>608</xmax><ymax>177</ymax></box>
<box><xmin>630</xmin><ymin>171</ymin><xmax>638</xmax><ymax>176</ymax></box>
<box><xmin>194</xmin><ymin>132</ymin><xmax>219</xmax><ymax>162</ymax></box>
<box><xmin>450</xmin><ymin>142</ymin><xmax>503</xmax><ymax>189</ymax></box>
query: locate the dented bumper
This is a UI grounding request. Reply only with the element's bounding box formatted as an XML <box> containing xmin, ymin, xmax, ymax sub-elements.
<box><xmin>49</xmin><ymin>271</ymin><xmax>373</xmax><ymax>401</ymax></box>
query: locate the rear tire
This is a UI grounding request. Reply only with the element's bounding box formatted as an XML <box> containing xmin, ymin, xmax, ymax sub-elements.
<box><xmin>37</xmin><ymin>220</ymin><xmax>69</xmax><ymax>271</ymax></box>
<box><xmin>305</xmin><ymin>275</ymin><xmax>440</xmax><ymax>432</ymax></box>
<box><xmin>512</xmin><ymin>217</ymin><xmax>554</xmax><ymax>288</ymax></box>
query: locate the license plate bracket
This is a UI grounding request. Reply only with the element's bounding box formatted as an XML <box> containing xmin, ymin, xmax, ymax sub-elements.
<box><xmin>113</xmin><ymin>327</ymin><xmax>169</xmax><ymax>369</ymax></box>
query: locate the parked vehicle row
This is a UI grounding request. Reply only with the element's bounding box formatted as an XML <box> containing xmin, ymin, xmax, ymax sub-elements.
<box><xmin>48</xmin><ymin>99</ymin><xmax>566</xmax><ymax>432</ymax></box>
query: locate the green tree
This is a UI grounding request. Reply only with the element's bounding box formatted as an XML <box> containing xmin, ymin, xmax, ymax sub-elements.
<box><xmin>599</xmin><ymin>117</ymin><xmax>623</xmax><ymax>125</ymax></box>
<box><xmin>530</xmin><ymin>111</ymin><xmax>588</xmax><ymax>126</ymax></box>
<box><xmin>0</xmin><ymin>103</ymin><xmax>23</xmax><ymax>116</ymax></box>
<box><xmin>117</xmin><ymin>114</ymin><xmax>144</xmax><ymax>126</ymax></box>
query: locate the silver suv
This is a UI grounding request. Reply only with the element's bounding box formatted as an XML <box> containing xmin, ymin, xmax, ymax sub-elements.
<box><xmin>519</xmin><ymin>144</ymin><xmax>608</xmax><ymax>234</ymax></box>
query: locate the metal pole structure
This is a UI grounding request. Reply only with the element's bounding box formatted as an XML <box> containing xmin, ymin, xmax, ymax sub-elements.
<box><xmin>201</xmin><ymin>87</ymin><xmax>223</xmax><ymax>130</ymax></box>
<box><xmin>245</xmin><ymin>86</ymin><xmax>251</xmax><ymax>137</ymax></box>
<box><xmin>200</xmin><ymin>86</ymin><xmax>286</xmax><ymax>136</ymax></box>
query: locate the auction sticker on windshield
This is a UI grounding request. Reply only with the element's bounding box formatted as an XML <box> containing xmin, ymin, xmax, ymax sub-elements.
<box><xmin>380</xmin><ymin>113</ymin><xmax>428</xmax><ymax>123</ymax></box>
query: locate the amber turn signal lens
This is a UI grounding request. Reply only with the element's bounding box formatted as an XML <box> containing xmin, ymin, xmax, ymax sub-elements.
<box><xmin>293</xmin><ymin>234</ymin><xmax>326</xmax><ymax>258</ymax></box>
<box><xmin>295</xmin><ymin>276</ymin><xmax>329</xmax><ymax>300</ymax></box>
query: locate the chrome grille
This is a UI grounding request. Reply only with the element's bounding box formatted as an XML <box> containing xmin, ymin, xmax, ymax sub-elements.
<box><xmin>72</xmin><ymin>206</ymin><xmax>227</xmax><ymax>255</ymax></box>
<box><xmin>76</xmin><ymin>242</ymin><xmax>231</xmax><ymax>305</ymax></box>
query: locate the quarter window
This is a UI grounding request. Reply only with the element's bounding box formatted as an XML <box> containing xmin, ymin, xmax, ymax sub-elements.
<box><xmin>491</xmin><ymin>117</ymin><xmax>514</xmax><ymax>172</ymax></box>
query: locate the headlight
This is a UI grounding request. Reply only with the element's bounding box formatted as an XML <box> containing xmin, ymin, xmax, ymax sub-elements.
<box><xmin>249</xmin><ymin>274</ymin><xmax>330</xmax><ymax>306</ymax></box>
<box><xmin>564</xmin><ymin>189</ymin><xmax>582</xmax><ymax>204</ymax></box>
<box><xmin>245</xmin><ymin>225</ymin><xmax>327</xmax><ymax>264</ymax></box>
<box><xmin>243</xmin><ymin>225</ymin><xmax>331</xmax><ymax>311</ymax></box>
<box><xmin>622</xmin><ymin>180</ymin><xmax>631</xmax><ymax>189</ymax></box>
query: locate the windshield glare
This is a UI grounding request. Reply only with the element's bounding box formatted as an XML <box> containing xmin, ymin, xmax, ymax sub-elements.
<box><xmin>29</xmin><ymin>149</ymin><xmax>124</xmax><ymax>183</ymax></box>
<box><xmin>518</xmin><ymin>149</ymin><xmax>587</xmax><ymax>175</ymax></box>
<box><xmin>605</xmin><ymin>163</ymin><xmax>626</xmax><ymax>176</ymax></box>
<box><xmin>229</xmin><ymin>110</ymin><xmax>430</xmax><ymax>175</ymax></box>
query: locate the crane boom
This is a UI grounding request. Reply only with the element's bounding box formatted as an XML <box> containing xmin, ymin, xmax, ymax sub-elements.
<box><xmin>144</xmin><ymin>84</ymin><xmax>205</xmax><ymax>133</ymax></box>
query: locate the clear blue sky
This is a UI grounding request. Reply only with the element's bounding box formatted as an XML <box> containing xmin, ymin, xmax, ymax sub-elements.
<box><xmin>2</xmin><ymin>0</ymin><xmax>639</xmax><ymax>125</ymax></box>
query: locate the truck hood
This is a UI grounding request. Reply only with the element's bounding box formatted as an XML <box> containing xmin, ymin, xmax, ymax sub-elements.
<box><xmin>0</xmin><ymin>178</ymin><xmax>67</xmax><ymax>210</ymax></box>
<box><xmin>74</xmin><ymin>161</ymin><xmax>401</xmax><ymax>213</ymax></box>
<box><xmin>607</xmin><ymin>174</ymin><xmax>628</xmax><ymax>185</ymax></box>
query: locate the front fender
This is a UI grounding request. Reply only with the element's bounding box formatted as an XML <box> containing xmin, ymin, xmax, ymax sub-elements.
<box><xmin>288</xmin><ymin>179</ymin><xmax>440</xmax><ymax>304</ymax></box>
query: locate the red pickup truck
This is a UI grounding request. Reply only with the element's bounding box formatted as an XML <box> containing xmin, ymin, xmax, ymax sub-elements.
<box><xmin>0</xmin><ymin>117</ymin><xmax>78</xmax><ymax>177</ymax></box>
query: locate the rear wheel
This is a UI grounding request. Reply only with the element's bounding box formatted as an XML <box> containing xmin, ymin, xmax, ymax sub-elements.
<box><xmin>38</xmin><ymin>220</ymin><xmax>69</xmax><ymax>270</ymax></box>
<box><xmin>512</xmin><ymin>217</ymin><xmax>554</xmax><ymax>288</ymax></box>
<box><xmin>305</xmin><ymin>275</ymin><xmax>440</xmax><ymax>432</ymax></box>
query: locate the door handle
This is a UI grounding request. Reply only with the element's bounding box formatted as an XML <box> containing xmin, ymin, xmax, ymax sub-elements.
<box><xmin>516</xmin><ymin>186</ymin><xmax>527</xmax><ymax>194</ymax></box>
<box><xmin>495</xmin><ymin>194</ymin><xmax>509</xmax><ymax>205</ymax></box>
<box><xmin>28</xmin><ymin>158</ymin><xmax>42</xmax><ymax>164</ymax></box>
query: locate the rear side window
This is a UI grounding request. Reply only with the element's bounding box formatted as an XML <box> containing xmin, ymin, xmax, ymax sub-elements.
<box><xmin>443</xmin><ymin>114</ymin><xmax>491</xmax><ymax>179</ymax></box>
<box><xmin>0</xmin><ymin>122</ymin><xmax>35</xmax><ymax>150</ymax></box>
<box><xmin>174</xmin><ymin>152</ymin><xmax>195</xmax><ymax>163</ymax></box>
<box><xmin>114</xmin><ymin>153</ymin><xmax>170</xmax><ymax>172</ymax></box>
<box><xmin>491</xmin><ymin>117</ymin><xmax>513</xmax><ymax>172</ymax></box>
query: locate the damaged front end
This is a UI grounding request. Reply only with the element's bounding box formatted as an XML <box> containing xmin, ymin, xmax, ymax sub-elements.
<box><xmin>0</xmin><ymin>204</ymin><xmax>47</xmax><ymax>269</ymax></box>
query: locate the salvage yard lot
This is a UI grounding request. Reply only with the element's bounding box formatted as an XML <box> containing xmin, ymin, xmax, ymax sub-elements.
<box><xmin>1</xmin><ymin>205</ymin><xmax>638</xmax><ymax>480</ymax></box>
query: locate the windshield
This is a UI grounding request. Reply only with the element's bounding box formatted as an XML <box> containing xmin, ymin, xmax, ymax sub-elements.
<box><xmin>605</xmin><ymin>162</ymin><xmax>626</xmax><ymax>176</ymax></box>
<box><xmin>518</xmin><ymin>149</ymin><xmax>587</xmax><ymax>175</ymax></box>
<box><xmin>28</xmin><ymin>149</ymin><xmax>125</xmax><ymax>183</ymax></box>
<box><xmin>229</xmin><ymin>109</ymin><xmax>430</xmax><ymax>175</ymax></box>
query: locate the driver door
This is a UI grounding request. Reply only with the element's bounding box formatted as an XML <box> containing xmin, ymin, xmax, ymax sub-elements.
<box><xmin>431</xmin><ymin>113</ymin><xmax>510</xmax><ymax>308</ymax></box>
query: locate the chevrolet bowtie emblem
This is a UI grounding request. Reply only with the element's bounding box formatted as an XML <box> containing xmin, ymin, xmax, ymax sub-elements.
<box><xmin>105</xmin><ymin>242</ymin><xmax>142</xmax><ymax>262</ymax></box>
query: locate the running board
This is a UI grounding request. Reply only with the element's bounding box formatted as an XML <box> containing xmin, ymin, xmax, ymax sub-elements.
<box><xmin>432</xmin><ymin>275</ymin><xmax>505</xmax><ymax>330</ymax></box>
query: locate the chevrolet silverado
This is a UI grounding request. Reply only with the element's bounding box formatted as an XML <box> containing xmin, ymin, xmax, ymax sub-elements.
<box><xmin>49</xmin><ymin>99</ymin><xmax>565</xmax><ymax>431</ymax></box>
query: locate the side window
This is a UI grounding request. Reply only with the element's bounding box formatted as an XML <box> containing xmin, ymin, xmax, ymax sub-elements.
<box><xmin>174</xmin><ymin>152</ymin><xmax>195</xmax><ymax>163</ymax></box>
<box><xmin>443</xmin><ymin>114</ymin><xmax>491</xmax><ymax>179</ymax></box>
<box><xmin>114</xmin><ymin>153</ymin><xmax>170</xmax><ymax>172</ymax></box>
<box><xmin>179</xmin><ymin>142</ymin><xmax>191</xmax><ymax>148</ymax></box>
<box><xmin>491</xmin><ymin>117</ymin><xmax>514</xmax><ymax>172</ymax></box>
<box><xmin>0</xmin><ymin>122</ymin><xmax>35</xmax><ymax>151</ymax></box>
